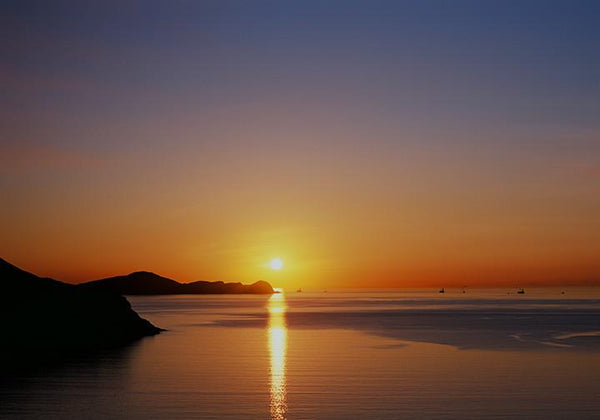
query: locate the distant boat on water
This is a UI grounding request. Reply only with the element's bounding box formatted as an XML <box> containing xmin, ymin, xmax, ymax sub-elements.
<box><xmin>517</xmin><ymin>288</ymin><xmax>525</xmax><ymax>294</ymax></box>
<box><xmin>297</xmin><ymin>288</ymin><xmax>302</xmax><ymax>293</ymax></box>
<box><xmin>439</xmin><ymin>288</ymin><xmax>445</xmax><ymax>293</ymax></box>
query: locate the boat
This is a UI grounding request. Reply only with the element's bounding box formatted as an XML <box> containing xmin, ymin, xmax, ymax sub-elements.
<box><xmin>296</xmin><ymin>288</ymin><xmax>302</xmax><ymax>293</ymax></box>
<box><xmin>517</xmin><ymin>288</ymin><xmax>525</xmax><ymax>294</ymax></box>
<box><xmin>439</xmin><ymin>288</ymin><xmax>445</xmax><ymax>293</ymax></box>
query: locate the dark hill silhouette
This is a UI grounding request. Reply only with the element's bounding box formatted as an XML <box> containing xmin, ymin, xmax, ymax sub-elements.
<box><xmin>81</xmin><ymin>271</ymin><xmax>274</xmax><ymax>295</ymax></box>
<box><xmin>1</xmin><ymin>258</ymin><xmax>161</xmax><ymax>354</ymax></box>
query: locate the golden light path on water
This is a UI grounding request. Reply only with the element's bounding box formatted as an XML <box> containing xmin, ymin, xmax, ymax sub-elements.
<box><xmin>268</xmin><ymin>290</ymin><xmax>287</xmax><ymax>420</ymax></box>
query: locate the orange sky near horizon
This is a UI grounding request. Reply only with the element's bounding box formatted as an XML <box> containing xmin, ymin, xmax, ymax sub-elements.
<box><xmin>2</xmin><ymin>139</ymin><xmax>599</xmax><ymax>290</ymax></box>
<box><xmin>2</xmin><ymin>98</ymin><xmax>599</xmax><ymax>289</ymax></box>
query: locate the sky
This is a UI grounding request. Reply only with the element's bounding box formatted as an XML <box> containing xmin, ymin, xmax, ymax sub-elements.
<box><xmin>1</xmin><ymin>1</ymin><xmax>599</xmax><ymax>289</ymax></box>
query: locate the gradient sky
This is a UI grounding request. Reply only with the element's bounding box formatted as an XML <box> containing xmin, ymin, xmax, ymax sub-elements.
<box><xmin>2</xmin><ymin>1</ymin><xmax>599</xmax><ymax>288</ymax></box>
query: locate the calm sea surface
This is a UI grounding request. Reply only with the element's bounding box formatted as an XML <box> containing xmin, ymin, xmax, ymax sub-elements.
<box><xmin>2</xmin><ymin>288</ymin><xmax>600</xmax><ymax>419</ymax></box>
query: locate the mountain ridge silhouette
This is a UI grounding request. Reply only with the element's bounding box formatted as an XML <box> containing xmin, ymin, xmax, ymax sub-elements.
<box><xmin>81</xmin><ymin>270</ymin><xmax>274</xmax><ymax>295</ymax></box>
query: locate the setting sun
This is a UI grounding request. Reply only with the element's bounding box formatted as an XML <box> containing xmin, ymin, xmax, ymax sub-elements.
<box><xmin>270</xmin><ymin>258</ymin><xmax>284</xmax><ymax>270</ymax></box>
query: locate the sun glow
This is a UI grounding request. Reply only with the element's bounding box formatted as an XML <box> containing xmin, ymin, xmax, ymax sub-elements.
<box><xmin>270</xmin><ymin>258</ymin><xmax>284</xmax><ymax>270</ymax></box>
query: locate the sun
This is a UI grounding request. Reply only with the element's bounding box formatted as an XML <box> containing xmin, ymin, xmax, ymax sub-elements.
<box><xmin>270</xmin><ymin>258</ymin><xmax>284</xmax><ymax>270</ymax></box>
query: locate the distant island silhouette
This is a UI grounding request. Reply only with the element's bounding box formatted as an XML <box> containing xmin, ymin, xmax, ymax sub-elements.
<box><xmin>0</xmin><ymin>258</ymin><xmax>161</xmax><ymax>357</ymax></box>
<box><xmin>80</xmin><ymin>271</ymin><xmax>274</xmax><ymax>295</ymax></box>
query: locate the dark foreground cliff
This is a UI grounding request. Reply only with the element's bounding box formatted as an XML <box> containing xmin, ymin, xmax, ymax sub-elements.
<box><xmin>0</xmin><ymin>258</ymin><xmax>161</xmax><ymax>355</ymax></box>
<box><xmin>81</xmin><ymin>271</ymin><xmax>275</xmax><ymax>295</ymax></box>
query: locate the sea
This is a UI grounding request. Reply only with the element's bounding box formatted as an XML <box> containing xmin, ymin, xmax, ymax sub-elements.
<box><xmin>2</xmin><ymin>288</ymin><xmax>600</xmax><ymax>419</ymax></box>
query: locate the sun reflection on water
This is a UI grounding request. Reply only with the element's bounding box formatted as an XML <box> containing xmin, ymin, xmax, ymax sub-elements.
<box><xmin>268</xmin><ymin>291</ymin><xmax>287</xmax><ymax>420</ymax></box>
